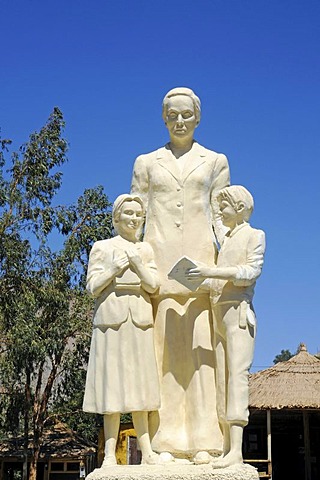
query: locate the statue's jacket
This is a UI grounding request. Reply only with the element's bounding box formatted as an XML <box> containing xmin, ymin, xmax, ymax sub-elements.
<box><xmin>209</xmin><ymin>222</ymin><xmax>266</xmax><ymax>329</ymax></box>
<box><xmin>131</xmin><ymin>141</ymin><xmax>230</xmax><ymax>297</ymax></box>
<box><xmin>86</xmin><ymin>236</ymin><xmax>157</xmax><ymax>328</ymax></box>
<box><xmin>210</xmin><ymin>222</ymin><xmax>266</xmax><ymax>305</ymax></box>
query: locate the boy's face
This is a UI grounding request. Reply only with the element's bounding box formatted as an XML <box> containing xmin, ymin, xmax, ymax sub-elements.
<box><xmin>219</xmin><ymin>199</ymin><xmax>238</xmax><ymax>228</ymax></box>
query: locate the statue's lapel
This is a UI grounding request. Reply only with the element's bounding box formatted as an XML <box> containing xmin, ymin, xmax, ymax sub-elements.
<box><xmin>156</xmin><ymin>145</ymin><xmax>181</xmax><ymax>184</ymax></box>
<box><xmin>156</xmin><ymin>143</ymin><xmax>207</xmax><ymax>185</ymax></box>
<box><xmin>181</xmin><ymin>142</ymin><xmax>207</xmax><ymax>184</ymax></box>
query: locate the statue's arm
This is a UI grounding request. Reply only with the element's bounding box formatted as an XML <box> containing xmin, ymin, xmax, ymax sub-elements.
<box><xmin>212</xmin><ymin>153</ymin><xmax>231</xmax><ymax>193</ymax></box>
<box><xmin>140</xmin><ymin>243</ymin><xmax>160</xmax><ymax>293</ymax></box>
<box><xmin>211</xmin><ymin>153</ymin><xmax>231</xmax><ymax>243</ymax></box>
<box><xmin>130</xmin><ymin>155</ymin><xmax>149</xmax><ymax>210</ymax></box>
<box><xmin>232</xmin><ymin>230</ymin><xmax>266</xmax><ymax>286</ymax></box>
<box><xmin>187</xmin><ymin>230</ymin><xmax>266</xmax><ymax>285</ymax></box>
<box><xmin>86</xmin><ymin>242</ymin><xmax>123</xmax><ymax>298</ymax></box>
<box><xmin>127</xmin><ymin>243</ymin><xmax>159</xmax><ymax>294</ymax></box>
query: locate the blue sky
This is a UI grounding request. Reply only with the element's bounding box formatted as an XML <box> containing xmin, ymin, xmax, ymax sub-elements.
<box><xmin>1</xmin><ymin>0</ymin><xmax>320</xmax><ymax>370</ymax></box>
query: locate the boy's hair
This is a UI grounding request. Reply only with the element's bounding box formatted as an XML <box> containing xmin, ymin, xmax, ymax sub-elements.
<box><xmin>217</xmin><ymin>185</ymin><xmax>254</xmax><ymax>222</ymax></box>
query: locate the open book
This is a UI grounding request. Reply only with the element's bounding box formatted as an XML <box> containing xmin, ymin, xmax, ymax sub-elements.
<box><xmin>168</xmin><ymin>256</ymin><xmax>204</xmax><ymax>292</ymax></box>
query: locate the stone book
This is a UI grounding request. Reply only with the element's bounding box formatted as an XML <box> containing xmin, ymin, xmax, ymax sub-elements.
<box><xmin>168</xmin><ymin>256</ymin><xmax>203</xmax><ymax>292</ymax></box>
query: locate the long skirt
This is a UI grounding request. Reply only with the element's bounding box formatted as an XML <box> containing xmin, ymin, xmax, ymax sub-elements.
<box><xmin>149</xmin><ymin>294</ymin><xmax>223</xmax><ymax>455</ymax></box>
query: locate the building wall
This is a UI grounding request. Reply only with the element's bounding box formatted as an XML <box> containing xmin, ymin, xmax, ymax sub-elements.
<box><xmin>98</xmin><ymin>423</ymin><xmax>141</xmax><ymax>466</ymax></box>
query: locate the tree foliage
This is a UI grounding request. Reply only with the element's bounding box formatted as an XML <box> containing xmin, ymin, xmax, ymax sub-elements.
<box><xmin>0</xmin><ymin>109</ymin><xmax>112</xmax><ymax>480</ymax></box>
<box><xmin>273</xmin><ymin>349</ymin><xmax>293</xmax><ymax>364</ymax></box>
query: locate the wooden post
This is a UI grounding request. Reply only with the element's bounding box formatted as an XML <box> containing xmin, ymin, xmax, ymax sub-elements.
<box><xmin>267</xmin><ymin>409</ymin><xmax>272</xmax><ymax>479</ymax></box>
<box><xmin>303</xmin><ymin>411</ymin><xmax>311</xmax><ymax>480</ymax></box>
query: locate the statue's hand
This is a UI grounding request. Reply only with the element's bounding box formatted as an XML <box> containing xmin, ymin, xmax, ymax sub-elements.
<box><xmin>186</xmin><ymin>266</ymin><xmax>214</xmax><ymax>279</ymax></box>
<box><xmin>126</xmin><ymin>248</ymin><xmax>143</xmax><ymax>270</ymax></box>
<box><xmin>112</xmin><ymin>250</ymin><xmax>129</xmax><ymax>274</ymax></box>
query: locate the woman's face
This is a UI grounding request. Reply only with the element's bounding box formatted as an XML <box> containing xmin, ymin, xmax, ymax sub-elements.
<box><xmin>164</xmin><ymin>95</ymin><xmax>198</xmax><ymax>142</ymax></box>
<box><xmin>117</xmin><ymin>200</ymin><xmax>144</xmax><ymax>234</ymax></box>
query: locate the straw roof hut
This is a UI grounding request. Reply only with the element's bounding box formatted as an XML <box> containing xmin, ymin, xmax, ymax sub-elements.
<box><xmin>0</xmin><ymin>421</ymin><xmax>96</xmax><ymax>459</ymax></box>
<box><xmin>245</xmin><ymin>343</ymin><xmax>320</xmax><ymax>480</ymax></box>
<box><xmin>249</xmin><ymin>343</ymin><xmax>320</xmax><ymax>409</ymax></box>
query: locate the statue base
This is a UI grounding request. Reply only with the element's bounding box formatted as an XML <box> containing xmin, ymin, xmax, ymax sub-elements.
<box><xmin>86</xmin><ymin>462</ymin><xmax>259</xmax><ymax>480</ymax></box>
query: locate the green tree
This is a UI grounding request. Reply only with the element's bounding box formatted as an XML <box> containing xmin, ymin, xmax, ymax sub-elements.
<box><xmin>273</xmin><ymin>349</ymin><xmax>293</xmax><ymax>364</ymax></box>
<box><xmin>0</xmin><ymin>109</ymin><xmax>112</xmax><ymax>480</ymax></box>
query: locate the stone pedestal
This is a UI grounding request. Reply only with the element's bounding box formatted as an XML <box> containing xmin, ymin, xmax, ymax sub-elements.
<box><xmin>86</xmin><ymin>463</ymin><xmax>259</xmax><ymax>480</ymax></box>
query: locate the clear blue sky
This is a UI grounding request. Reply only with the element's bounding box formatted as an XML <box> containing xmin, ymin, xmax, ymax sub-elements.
<box><xmin>1</xmin><ymin>0</ymin><xmax>320</xmax><ymax>370</ymax></box>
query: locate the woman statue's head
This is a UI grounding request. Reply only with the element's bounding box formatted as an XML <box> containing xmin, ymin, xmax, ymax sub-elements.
<box><xmin>112</xmin><ymin>194</ymin><xmax>145</xmax><ymax>240</ymax></box>
<box><xmin>162</xmin><ymin>87</ymin><xmax>201</xmax><ymax>144</ymax></box>
<box><xmin>162</xmin><ymin>87</ymin><xmax>201</xmax><ymax>124</ymax></box>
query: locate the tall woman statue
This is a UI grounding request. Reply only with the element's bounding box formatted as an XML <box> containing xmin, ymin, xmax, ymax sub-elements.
<box><xmin>131</xmin><ymin>87</ymin><xmax>230</xmax><ymax>462</ymax></box>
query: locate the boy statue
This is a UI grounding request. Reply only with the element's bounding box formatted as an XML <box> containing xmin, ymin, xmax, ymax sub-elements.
<box><xmin>187</xmin><ymin>185</ymin><xmax>266</xmax><ymax>468</ymax></box>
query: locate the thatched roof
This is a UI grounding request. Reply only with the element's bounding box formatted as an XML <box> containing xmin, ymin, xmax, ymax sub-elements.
<box><xmin>0</xmin><ymin>421</ymin><xmax>96</xmax><ymax>459</ymax></box>
<box><xmin>249</xmin><ymin>343</ymin><xmax>320</xmax><ymax>410</ymax></box>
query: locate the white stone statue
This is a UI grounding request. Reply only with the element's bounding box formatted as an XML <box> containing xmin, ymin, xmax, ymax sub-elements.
<box><xmin>131</xmin><ymin>87</ymin><xmax>230</xmax><ymax>461</ymax></box>
<box><xmin>186</xmin><ymin>185</ymin><xmax>266</xmax><ymax>468</ymax></box>
<box><xmin>83</xmin><ymin>194</ymin><xmax>161</xmax><ymax>466</ymax></box>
